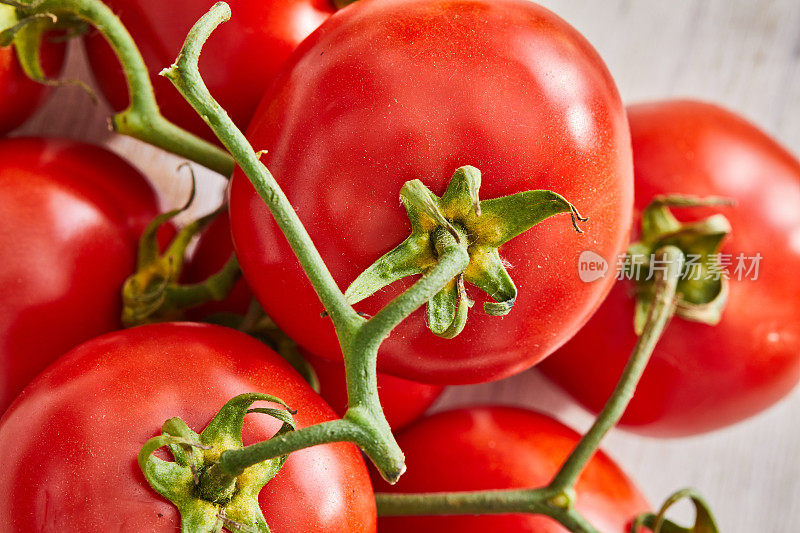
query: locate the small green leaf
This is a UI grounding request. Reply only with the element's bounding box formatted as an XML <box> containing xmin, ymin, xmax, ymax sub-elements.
<box><xmin>427</xmin><ymin>276</ymin><xmax>472</xmax><ymax>338</ymax></box>
<box><xmin>165</xmin><ymin>255</ymin><xmax>241</xmax><ymax>308</ymax></box>
<box><xmin>401</xmin><ymin>179</ymin><xmax>455</xmax><ymax>235</ymax></box>
<box><xmin>162</xmin><ymin>417</ymin><xmax>205</xmax><ymax>471</ymax></box>
<box><xmin>464</xmin><ymin>247</ymin><xmax>517</xmax><ymax>316</ymax></box>
<box><xmin>122</xmin><ymin>169</ymin><xmax>243</xmax><ymax>326</ymax></box>
<box><xmin>344</xmin><ymin>235</ymin><xmax>430</xmax><ymax>305</ymax></box>
<box><xmin>138</xmin><ymin>431</ymin><xmax>207</xmax><ymax>502</ymax></box>
<box><xmin>439</xmin><ymin>165</ymin><xmax>482</xmax><ymax>218</ymax></box>
<box><xmin>10</xmin><ymin>13</ymin><xmax>97</xmax><ymax>98</ymax></box>
<box><xmin>0</xmin><ymin>5</ymin><xmax>16</xmax><ymax>34</ymax></box>
<box><xmin>662</xmin><ymin>215</ymin><xmax>730</xmax><ymax>306</ymax></box>
<box><xmin>477</xmin><ymin>189</ymin><xmax>585</xmax><ymax>248</ymax></box>
<box><xmin>640</xmin><ymin>195</ymin><xmax>732</xmax><ymax>243</ymax></box>
<box><xmin>631</xmin><ymin>488</ymin><xmax>719</xmax><ymax>533</ymax></box>
<box><xmin>137</xmin><ymin>169</ymin><xmax>198</xmax><ymax>269</ymax></box>
<box><xmin>200</xmin><ymin>393</ymin><xmax>295</xmax><ymax>450</ymax></box>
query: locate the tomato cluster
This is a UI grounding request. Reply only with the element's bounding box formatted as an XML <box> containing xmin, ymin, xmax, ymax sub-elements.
<box><xmin>0</xmin><ymin>0</ymin><xmax>797</xmax><ymax>531</ymax></box>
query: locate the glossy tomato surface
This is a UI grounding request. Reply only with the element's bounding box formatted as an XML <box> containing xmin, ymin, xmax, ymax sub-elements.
<box><xmin>185</xmin><ymin>212</ymin><xmax>444</xmax><ymax>430</ymax></box>
<box><xmin>374</xmin><ymin>407</ymin><xmax>648</xmax><ymax>532</ymax></box>
<box><xmin>0</xmin><ymin>138</ymin><xmax>162</xmax><ymax>413</ymax></box>
<box><xmin>0</xmin><ymin>30</ymin><xmax>66</xmax><ymax>134</ymax></box>
<box><xmin>0</xmin><ymin>323</ymin><xmax>377</xmax><ymax>532</ymax></box>
<box><xmin>83</xmin><ymin>0</ymin><xmax>335</xmax><ymax>144</ymax></box>
<box><xmin>541</xmin><ymin>100</ymin><xmax>800</xmax><ymax>436</ymax></box>
<box><xmin>229</xmin><ymin>0</ymin><xmax>633</xmax><ymax>385</ymax></box>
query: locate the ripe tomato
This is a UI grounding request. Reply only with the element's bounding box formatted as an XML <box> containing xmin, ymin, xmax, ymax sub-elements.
<box><xmin>0</xmin><ymin>323</ymin><xmax>377</xmax><ymax>532</ymax></box>
<box><xmin>0</xmin><ymin>16</ymin><xmax>66</xmax><ymax>134</ymax></box>
<box><xmin>0</xmin><ymin>138</ymin><xmax>163</xmax><ymax>413</ymax></box>
<box><xmin>229</xmin><ymin>0</ymin><xmax>633</xmax><ymax>384</ymax></box>
<box><xmin>83</xmin><ymin>0</ymin><xmax>335</xmax><ymax>144</ymax></box>
<box><xmin>374</xmin><ymin>407</ymin><xmax>648</xmax><ymax>532</ymax></box>
<box><xmin>541</xmin><ymin>100</ymin><xmax>800</xmax><ymax>436</ymax></box>
<box><xmin>185</xmin><ymin>212</ymin><xmax>444</xmax><ymax>430</ymax></box>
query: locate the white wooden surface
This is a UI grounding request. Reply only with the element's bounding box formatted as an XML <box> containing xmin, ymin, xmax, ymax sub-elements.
<box><xmin>15</xmin><ymin>1</ymin><xmax>800</xmax><ymax>531</ymax></box>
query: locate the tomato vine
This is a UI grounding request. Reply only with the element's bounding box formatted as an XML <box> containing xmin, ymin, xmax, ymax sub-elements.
<box><xmin>157</xmin><ymin>4</ymin><xmax>698</xmax><ymax>530</ymax></box>
<box><xmin>1</xmin><ymin>0</ymin><xmax>233</xmax><ymax>176</ymax></box>
<box><xmin>1</xmin><ymin>0</ymin><xmax>722</xmax><ymax>531</ymax></box>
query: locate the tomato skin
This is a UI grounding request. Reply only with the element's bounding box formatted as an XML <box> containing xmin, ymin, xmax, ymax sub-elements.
<box><xmin>0</xmin><ymin>138</ymin><xmax>164</xmax><ymax>413</ymax></box>
<box><xmin>0</xmin><ymin>39</ymin><xmax>65</xmax><ymax>134</ymax></box>
<box><xmin>541</xmin><ymin>100</ymin><xmax>800</xmax><ymax>436</ymax></box>
<box><xmin>229</xmin><ymin>0</ymin><xmax>633</xmax><ymax>385</ymax></box>
<box><xmin>0</xmin><ymin>323</ymin><xmax>377</xmax><ymax>532</ymax></box>
<box><xmin>185</xmin><ymin>213</ymin><xmax>444</xmax><ymax>430</ymax></box>
<box><xmin>83</xmin><ymin>0</ymin><xmax>335</xmax><ymax>143</ymax></box>
<box><xmin>374</xmin><ymin>407</ymin><xmax>648</xmax><ymax>532</ymax></box>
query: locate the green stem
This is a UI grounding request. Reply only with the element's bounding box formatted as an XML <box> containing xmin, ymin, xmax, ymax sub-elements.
<box><xmin>213</xmin><ymin>419</ymin><xmax>364</xmax><ymax>476</ymax></box>
<box><xmin>548</xmin><ymin>245</ymin><xmax>684</xmax><ymax>491</ymax></box>
<box><xmin>200</xmin><ymin>234</ymin><xmax>469</xmax><ymax>484</ymax></box>
<box><xmin>166</xmin><ymin>255</ymin><xmax>241</xmax><ymax>307</ymax></box>
<box><xmin>160</xmin><ymin>1</ymin><xmax>360</xmax><ymax>337</ymax></box>
<box><xmin>357</xmin><ymin>235</ymin><xmax>470</xmax><ymax>354</ymax></box>
<box><xmin>372</xmin><ymin>246</ymin><xmax>684</xmax><ymax>528</ymax></box>
<box><xmin>343</xmin><ymin>240</ymin><xmax>470</xmax><ymax>481</ymax></box>
<box><xmin>159</xmin><ymin>2</ymin><xmax>473</xmax><ymax>484</ymax></box>
<box><xmin>375</xmin><ymin>489</ymin><xmax>599</xmax><ymax>533</ymax></box>
<box><xmin>14</xmin><ymin>0</ymin><xmax>233</xmax><ymax>176</ymax></box>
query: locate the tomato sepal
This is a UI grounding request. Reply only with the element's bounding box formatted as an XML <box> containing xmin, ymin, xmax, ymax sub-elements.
<box><xmin>1</xmin><ymin>4</ymin><xmax>93</xmax><ymax>98</ymax></box>
<box><xmin>139</xmin><ymin>393</ymin><xmax>296</xmax><ymax>533</ymax></box>
<box><xmin>628</xmin><ymin>195</ymin><xmax>733</xmax><ymax>334</ymax></box>
<box><xmin>631</xmin><ymin>487</ymin><xmax>719</xmax><ymax>533</ymax></box>
<box><xmin>344</xmin><ymin>165</ymin><xmax>586</xmax><ymax>338</ymax></box>
<box><xmin>122</xmin><ymin>174</ymin><xmax>241</xmax><ymax>326</ymax></box>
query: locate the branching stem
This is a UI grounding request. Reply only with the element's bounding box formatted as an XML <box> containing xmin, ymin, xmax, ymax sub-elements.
<box><xmin>374</xmin><ymin>246</ymin><xmax>685</xmax><ymax>528</ymax></box>
<box><xmin>64</xmin><ymin>0</ymin><xmax>691</xmax><ymax>528</ymax></box>
<box><xmin>5</xmin><ymin>0</ymin><xmax>233</xmax><ymax>175</ymax></box>
<box><xmin>160</xmin><ymin>1</ymin><xmax>472</xmax><ymax>484</ymax></box>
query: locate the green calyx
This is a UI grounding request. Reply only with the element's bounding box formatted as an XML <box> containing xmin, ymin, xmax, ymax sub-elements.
<box><xmin>631</xmin><ymin>487</ymin><xmax>719</xmax><ymax>533</ymax></box>
<box><xmin>345</xmin><ymin>165</ymin><xmax>586</xmax><ymax>339</ymax></box>
<box><xmin>139</xmin><ymin>393</ymin><xmax>296</xmax><ymax>533</ymax></box>
<box><xmin>626</xmin><ymin>195</ymin><xmax>733</xmax><ymax>335</ymax></box>
<box><xmin>121</xmin><ymin>171</ymin><xmax>241</xmax><ymax>327</ymax></box>
<box><xmin>0</xmin><ymin>2</ymin><xmax>93</xmax><ymax>96</ymax></box>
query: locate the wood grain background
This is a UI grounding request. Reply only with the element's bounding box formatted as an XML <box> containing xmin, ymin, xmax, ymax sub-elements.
<box><xmin>14</xmin><ymin>0</ymin><xmax>800</xmax><ymax>531</ymax></box>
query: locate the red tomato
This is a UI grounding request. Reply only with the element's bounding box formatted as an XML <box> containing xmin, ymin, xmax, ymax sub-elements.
<box><xmin>374</xmin><ymin>407</ymin><xmax>648</xmax><ymax>532</ymax></box>
<box><xmin>183</xmin><ymin>210</ymin><xmax>254</xmax><ymax>318</ymax></box>
<box><xmin>229</xmin><ymin>0</ymin><xmax>633</xmax><ymax>384</ymax></box>
<box><xmin>185</xmin><ymin>212</ymin><xmax>444</xmax><ymax>430</ymax></box>
<box><xmin>0</xmin><ymin>138</ymin><xmax>163</xmax><ymax>413</ymax></box>
<box><xmin>541</xmin><ymin>100</ymin><xmax>800</xmax><ymax>436</ymax></box>
<box><xmin>83</xmin><ymin>0</ymin><xmax>335</xmax><ymax>143</ymax></box>
<box><xmin>304</xmin><ymin>350</ymin><xmax>444</xmax><ymax>431</ymax></box>
<box><xmin>0</xmin><ymin>323</ymin><xmax>377</xmax><ymax>532</ymax></box>
<box><xmin>0</xmin><ymin>32</ymin><xmax>66</xmax><ymax>134</ymax></box>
